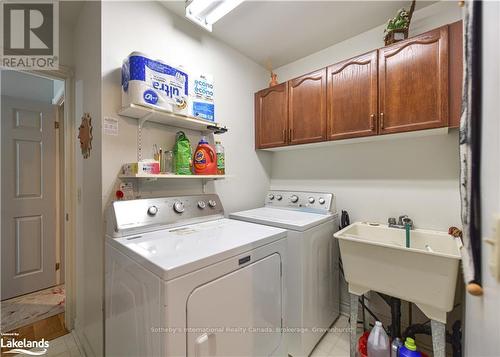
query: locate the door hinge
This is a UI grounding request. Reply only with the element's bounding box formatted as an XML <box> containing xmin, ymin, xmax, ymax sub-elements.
<box><xmin>55</xmin><ymin>262</ymin><xmax>61</xmax><ymax>271</ymax></box>
<box><xmin>54</xmin><ymin>121</ymin><xmax>60</xmax><ymax>129</ymax></box>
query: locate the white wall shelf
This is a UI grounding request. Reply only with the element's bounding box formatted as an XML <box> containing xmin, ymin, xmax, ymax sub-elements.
<box><xmin>118</xmin><ymin>173</ymin><xmax>227</xmax><ymax>180</ymax></box>
<box><xmin>118</xmin><ymin>104</ymin><xmax>228</xmax><ymax>134</ymax></box>
<box><xmin>118</xmin><ymin>173</ymin><xmax>228</xmax><ymax>193</ymax></box>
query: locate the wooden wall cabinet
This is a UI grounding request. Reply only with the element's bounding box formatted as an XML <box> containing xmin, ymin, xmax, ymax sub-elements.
<box><xmin>255</xmin><ymin>83</ymin><xmax>288</xmax><ymax>149</ymax></box>
<box><xmin>288</xmin><ymin>69</ymin><xmax>327</xmax><ymax>145</ymax></box>
<box><xmin>327</xmin><ymin>50</ymin><xmax>378</xmax><ymax>140</ymax></box>
<box><xmin>254</xmin><ymin>21</ymin><xmax>463</xmax><ymax>149</ymax></box>
<box><xmin>378</xmin><ymin>26</ymin><xmax>449</xmax><ymax>134</ymax></box>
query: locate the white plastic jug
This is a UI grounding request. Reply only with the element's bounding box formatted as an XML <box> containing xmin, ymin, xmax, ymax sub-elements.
<box><xmin>367</xmin><ymin>321</ymin><xmax>390</xmax><ymax>357</ymax></box>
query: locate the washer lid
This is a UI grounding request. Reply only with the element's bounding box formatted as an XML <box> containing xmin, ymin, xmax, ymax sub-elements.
<box><xmin>106</xmin><ymin>218</ymin><xmax>286</xmax><ymax>280</ymax></box>
<box><xmin>229</xmin><ymin>207</ymin><xmax>335</xmax><ymax>232</ymax></box>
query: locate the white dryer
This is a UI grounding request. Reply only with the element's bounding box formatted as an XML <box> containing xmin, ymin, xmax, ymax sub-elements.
<box><xmin>105</xmin><ymin>194</ymin><xmax>288</xmax><ymax>357</ymax></box>
<box><xmin>230</xmin><ymin>191</ymin><xmax>340</xmax><ymax>357</ymax></box>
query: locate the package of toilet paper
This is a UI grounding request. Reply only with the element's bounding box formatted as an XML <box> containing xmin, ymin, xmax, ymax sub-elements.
<box><xmin>189</xmin><ymin>73</ymin><xmax>215</xmax><ymax>122</ymax></box>
<box><xmin>121</xmin><ymin>52</ymin><xmax>189</xmax><ymax>114</ymax></box>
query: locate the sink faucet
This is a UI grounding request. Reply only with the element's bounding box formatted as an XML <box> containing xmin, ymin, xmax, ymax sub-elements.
<box><xmin>388</xmin><ymin>215</ymin><xmax>414</xmax><ymax>230</ymax></box>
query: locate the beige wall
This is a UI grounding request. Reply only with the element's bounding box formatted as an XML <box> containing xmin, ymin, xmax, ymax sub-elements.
<box><xmin>271</xmin><ymin>1</ymin><xmax>463</xmax><ymax>326</ymax></box>
<box><xmin>465</xmin><ymin>1</ymin><xmax>500</xmax><ymax>355</ymax></box>
<box><xmin>272</xmin><ymin>1</ymin><xmax>462</xmax><ymax>232</ymax></box>
<box><xmin>73</xmin><ymin>2</ymin><xmax>102</xmax><ymax>356</ymax></box>
<box><xmin>101</xmin><ymin>1</ymin><xmax>272</xmax><ymax>215</ymax></box>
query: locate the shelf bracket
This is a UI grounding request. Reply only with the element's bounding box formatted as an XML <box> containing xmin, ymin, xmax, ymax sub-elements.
<box><xmin>137</xmin><ymin>113</ymin><xmax>154</xmax><ymax>161</ymax></box>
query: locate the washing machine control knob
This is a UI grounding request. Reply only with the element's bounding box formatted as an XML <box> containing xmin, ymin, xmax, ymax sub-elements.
<box><xmin>147</xmin><ymin>206</ymin><xmax>158</xmax><ymax>216</ymax></box>
<box><xmin>276</xmin><ymin>195</ymin><xmax>283</xmax><ymax>201</ymax></box>
<box><xmin>268</xmin><ymin>194</ymin><xmax>274</xmax><ymax>200</ymax></box>
<box><xmin>318</xmin><ymin>198</ymin><xmax>326</xmax><ymax>205</ymax></box>
<box><xmin>308</xmin><ymin>197</ymin><xmax>315</xmax><ymax>204</ymax></box>
<box><xmin>198</xmin><ymin>201</ymin><xmax>206</xmax><ymax>209</ymax></box>
<box><xmin>173</xmin><ymin>201</ymin><xmax>185</xmax><ymax>213</ymax></box>
<box><xmin>208</xmin><ymin>200</ymin><xmax>217</xmax><ymax>208</ymax></box>
<box><xmin>290</xmin><ymin>195</ymin><xmax>299</xmax><ymax>203</ymax></box>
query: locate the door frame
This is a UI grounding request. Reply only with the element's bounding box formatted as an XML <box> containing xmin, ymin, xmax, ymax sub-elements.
<box><xmin>24</xmin><ymin>65</ymin><xmax>77</xmax><ymax>331</ymax></box>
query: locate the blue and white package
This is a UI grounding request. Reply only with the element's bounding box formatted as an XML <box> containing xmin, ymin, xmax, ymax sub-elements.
<box><xmin>122</xmin><ymin>52</ymin><xmax>189</xmax><ymax>114</ymax></box>
<box><xmin>189</xmin><ymin>73</ymin><xmax>215</xmax><ymax>122</ymax></box>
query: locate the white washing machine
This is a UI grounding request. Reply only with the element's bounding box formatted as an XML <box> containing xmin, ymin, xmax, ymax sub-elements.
<box><xmin>229</xmin><ymin>190</ymin><xmax>340</xmax><ymax>357</ymax></box>
<box><xmin>105</xmin><ymin>194</ymin><xmax>288</xmax><ymax>357</ymax></box>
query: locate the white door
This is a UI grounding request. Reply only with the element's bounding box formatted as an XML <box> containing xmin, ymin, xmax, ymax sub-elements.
<box><xmin>187</xmin><ymin>253</ymin><xmax>283</xmax><ymax>357</ymax></box>
<box><xmin>1</xmin><ymin>96</ymin><xmax>57</xmax><ymax>300</ymax></box>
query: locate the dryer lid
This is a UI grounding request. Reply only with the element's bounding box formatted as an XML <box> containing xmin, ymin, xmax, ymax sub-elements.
<box><xmin>229</xmin><ymin>207</ymin><xmax>336</xmax><ymax>232</ymax></box>
<box><xmin>106</xmin><ymin>218</ymin><xmax>287</xmax><ymax>280</ymax></box>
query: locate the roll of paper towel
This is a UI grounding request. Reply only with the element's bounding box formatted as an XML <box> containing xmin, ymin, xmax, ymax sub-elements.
<box><xmin>121</xmin><ymin>52</ymin><xmax>189</xmax><ymax>115</ymax></box>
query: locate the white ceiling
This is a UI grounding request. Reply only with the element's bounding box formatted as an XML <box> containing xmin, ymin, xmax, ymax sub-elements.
<box><xmin>162</xmin><ymin>1</ymin><xmax>436</xmax><ymax>69</ymax></box>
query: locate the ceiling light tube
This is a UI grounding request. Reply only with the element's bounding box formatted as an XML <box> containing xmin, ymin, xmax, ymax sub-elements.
<box><xmin>185</xmin><ymin>0</ymin><xmax>244</xmax><ymax>32</ymax></box>
<box><xmin>205</xmin><ymin>0</ymin><xmax>245</xmax><ymax>25</ymax></box>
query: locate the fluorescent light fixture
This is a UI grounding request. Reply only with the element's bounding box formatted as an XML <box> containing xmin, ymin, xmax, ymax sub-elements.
<box><xmin>185</xmin><ymin>0</ymin><xmax>245</xmax><ymax>32</ymax></box>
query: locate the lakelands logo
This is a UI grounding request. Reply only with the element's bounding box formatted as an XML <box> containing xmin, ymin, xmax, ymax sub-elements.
<box><xmin>1</xmin><ymin>334</ymin><xmax>49</xmax><ymax>355</ymax></box>
<box><xmin>1</xmin><ymin>1</ymin><xmax>59</xmax><ymax>69</ymax></box>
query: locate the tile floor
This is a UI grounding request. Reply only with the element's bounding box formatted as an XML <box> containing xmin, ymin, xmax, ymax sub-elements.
<box><xmin>311</xmin><ymin>315</ymin><xmax>353</xmax><ymax>357</ymax></box>
<box><xmin>5</xmin><ymin>314</ymin><xmax>351</xmax><ymax>357</ymax></box>
<box><xmin>10</xmin><ymin>332</ymin><xmax>83</xmax><ymax>357</ymax></box>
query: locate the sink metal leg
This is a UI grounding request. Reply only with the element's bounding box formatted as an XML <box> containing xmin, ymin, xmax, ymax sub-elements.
<box><xmin>431</xmin><ymin>320</ymin><xmax>446</xmax><ymax>357</ymax></box>
<box><xmin>349</xmin><ymin>294</ymin><xmax>359</xmax><ymax>357</ymax></box>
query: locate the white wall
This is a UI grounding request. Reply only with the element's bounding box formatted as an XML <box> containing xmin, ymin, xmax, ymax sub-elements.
<box><xmin>0</xmin><ymin>70</ymin><xmax>54</xmax><ymax>103</ymax></box>
<box><xmin>271</xmin><ymin>2</ymin><xmax>463</xmax><ymax>231</ymax></box>
<box><xmin>101</xmin><ymin>1</ymin><xmax>272</xmax><ymax>215</ymax></box>
<box><xmin>73</xmin><ymin>2</ymin><xmax>102</xmax><ymax>356</ymax></box>
<box><xmin>465</xmin><ymin>1</ymin><xmax>500</xmax><ymax>355</ymax></box>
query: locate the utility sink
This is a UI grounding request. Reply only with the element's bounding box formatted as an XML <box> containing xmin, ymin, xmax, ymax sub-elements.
<box><xmin>334</xmin><ymin>222</ymin><xmax>461</xmax><ymax>323</ymax></box>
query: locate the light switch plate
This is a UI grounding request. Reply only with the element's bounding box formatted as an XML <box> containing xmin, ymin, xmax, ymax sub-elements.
<box><xmin>486</xmin><ymin>214</ymin><xmax>500</xmax><ymax>281</ymax></box>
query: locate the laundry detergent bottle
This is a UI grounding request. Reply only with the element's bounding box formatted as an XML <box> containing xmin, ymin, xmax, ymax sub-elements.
<box><xmin>193</xmin><ymin>136</ymin><xmax>217</xmax><ymax>175</ymax></box>
<box><xmin>367</xmin><ymin>321</ymin><xmax>390</xmax><ymax>357</ymax></box>
<box><xmin>399</xmin><ymin>337</ymin><xmax>422</xmax><ymax>357</ymax></box>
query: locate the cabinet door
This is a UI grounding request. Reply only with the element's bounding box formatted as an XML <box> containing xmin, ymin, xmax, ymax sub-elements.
<box><xmin>327</xmin><ymin>51</ymin><xmax>378</xmax><ymax>140</ymax></box>
<box><xmin>288</xmin><ymin>69</ymin><xmax>327</xmax><ymax>145</ymax></box>
<box><xmin>379</xmin><ymin>26</ymin><xmax>449</xmax><ymax>134</ymax></box>
<box><xmin>255</xmin><ymin>83</ymin><xmax>288</xmax><ymax>149</ymax></box>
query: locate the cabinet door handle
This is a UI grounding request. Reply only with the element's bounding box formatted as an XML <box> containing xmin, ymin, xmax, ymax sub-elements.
<box><xmin>370</xmin><ymin>114</ymin><xmax>375</xmax><ymax>131</ymax></box>
<box><xmin>289</xmin><ymin>128</ymin><xmax>293</xmax><ymax>141</ymax></box>
<box><xmin>380</xmin><ymin>112</ymin><xmax>385</xmax><ymax>129</ymax></box>
<box><xmin>282</xmin><ymin>129</ymin><xmax>286</xmax><ymax>142</ymax></box>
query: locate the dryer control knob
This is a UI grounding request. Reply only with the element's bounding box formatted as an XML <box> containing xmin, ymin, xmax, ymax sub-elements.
<box><xmin>173</xmin><ymin>201</ymin><xmax>185</xmax><ymax>213</ymax></box>
<box><xmin>308</xmin><ymin>197</ymin><xmax>315</xmax><ymax>204</ymax></box>
<box><xmin>290</xmin><ymin>195</ymin><xmax>299</xmax><ymax>203</ymax></box>
<box><xmin>198</xmin><ymin>201</ymin><xmax>206</xmax><ymax>209</ymax></box>
<box><xmin>318</xmin><ymin>198</ymin><xmax>326</xmax><ymax>205</ymax></box>
<box><xmin>268</xmin><ymin>194</ymin><xmax>275</xmax><ymax>200</ymax></box>
<box><xmin>276</xmin><ymin>195</ymin><xmax>283</xmax><ymax>201</ymax></box>
<box><xmin>208</xmin><ymin>200</ymin><xmax>217</xmax><ymax>208</ymax></box>
<box><xmin>147</xmin><ymin>206</ymin><xmax>158</xmax><ymax>216</ymax></box>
